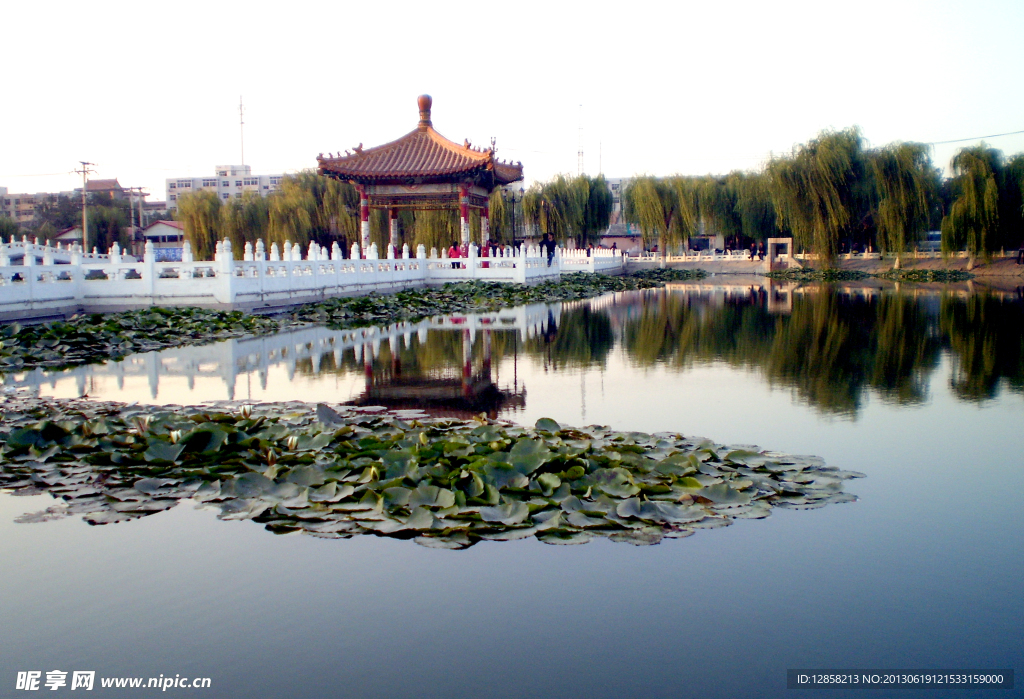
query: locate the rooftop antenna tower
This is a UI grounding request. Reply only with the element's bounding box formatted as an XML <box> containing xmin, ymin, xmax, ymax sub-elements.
<box><xmin>577</xmin><ymin>104</ymin><xmax>584</xmax><ymax>176</ymax></box>
<box><xmin>239</xmin><ymin>96</ymin><xmax>245</xmax><ymax>166</ymax></box>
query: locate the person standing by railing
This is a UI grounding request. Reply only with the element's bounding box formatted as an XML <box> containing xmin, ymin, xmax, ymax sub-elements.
<box><xmin>540</xmin><ymin>233</ymin><xmax>557</xmax><ymax>267</ymax></box>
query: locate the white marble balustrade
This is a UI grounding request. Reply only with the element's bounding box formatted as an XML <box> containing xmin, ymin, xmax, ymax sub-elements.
<box><xmin>0</xmin><ymin>237</ymin><xmax>625</xmax><ymax>317</ymax></box>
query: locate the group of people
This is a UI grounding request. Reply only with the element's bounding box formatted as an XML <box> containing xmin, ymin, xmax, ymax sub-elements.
<box><xmin>749</xmin><ymin>242</ymin><xmax>765</xmax><ymax>261</ymax></box>
<box><xmin>446</xmin><ymin>235</ymin><xmax>562</xmax><ymax>268</ymax></box>
<box><xmin>447</xmin><ymin>239</ymin><xmax>514</xmax><ymax>269</ymax></box>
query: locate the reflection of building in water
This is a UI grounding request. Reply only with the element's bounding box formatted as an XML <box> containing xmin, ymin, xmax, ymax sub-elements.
<box><xmin>5</xmin><ymin>305</ymin><xmax>556</xmax><ymax>410</ymax></box>
<box><xmin>349</xmin><ymin>327</ymin><xmax>526</xmax><ymax>419</ymax></box>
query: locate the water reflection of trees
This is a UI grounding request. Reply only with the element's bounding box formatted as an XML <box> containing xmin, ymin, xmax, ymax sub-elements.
<box><xmin>522</xmin><ymin>307</ymin><xmax>614</xmax><ymax>369</ymax></box>
<box><xmin>942</xmin><ymin>294</ymin><xmax>1024</xmax><ymax>400</ymax></box>
<box><xmin>289</xmin><ymin>288</ymin><xmax>1024</xmax><ymax>416</ymax></box>
<box><xmin>621</xmin><ymin>287</ymin><xmax>1021</xmax><ymax>415</ymax></box>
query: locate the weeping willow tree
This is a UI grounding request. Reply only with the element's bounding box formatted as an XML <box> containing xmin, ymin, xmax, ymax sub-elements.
<box><xmin>488</xmin><ymin>190</ymin><xmax>513</xmax><ymax>244</ymax></box>
<box><xmin>697</xmin><ymin>175</ymin><xmax>742</xmax><ymax>243</ymax></box>
<box><xmin>868</xmin><ymin>142</ymin><xmax>935</xmax><ymax>265</ymax></box>
<box><xmin>668</xmin><ymin>176</ymin><xmax>700</xmax><ymax>243</ymax></box>
<box><xmin>582</xmin><ymin>175</ymin><xmax>614</xmax><ymax>247</ymax></box>
<box><xmin>519</xmin><ymin>175</ymin><xmax>611</xmax><ymax>247</ymax></box>
<box><xmin>87</xmin><ymin>206</ymin><xmax>130</xmax><ymax>253</ymax></box>
<box><xmin>940</xmin><ymin>145</ymin><xmax>1002</xmax><ymax>259</ymax></box>
<box><xmin>268</xmin><ymin>172</ymin><xmax>361</xmax><ymax>251</ymax></box>
<box><xmin>268</xmin><ymin>186</ymin><xmax>313</xmax><ymax>250</ymax></box>
<box><xmin>622</xmin><ymin>175</ymin><xmax>682</xmax><ymax>256</ymax></box>
<box><xmin>174</xmin><ymin>190</ymin><xmax>222</xmax><ymax>260</ymax></box>
<box><xmin>411</xmin><ymin>208</ymin><xmax>460</xmax><ymax>251</ymax></box>
<box><xmin>220</xmin><ymin>192</ymin><xmax>270</xmax><ymax>257</ymax></box>
<box><xmin>999</xmin><ymin>153</ymin><xmax>1024</xmax><ymax>250</ymax></box>
<box><xmin>521</xmin><ymin>177</ymin><xmax>580</xmax><ymax>243</ymax></box>
<box><xmin>767</xmin><ymin>128</ymin><xmax>866</xmax><ymax>267</ymax></box>
<box><xmin>727</xmin><ymin>171</ymin><xmax>778</xmax><ymax>242</ymax></box>
<box><xmin>0</xmin><ymin>216</ymin><xmax>17</xmax><ymax>239</ymax></box>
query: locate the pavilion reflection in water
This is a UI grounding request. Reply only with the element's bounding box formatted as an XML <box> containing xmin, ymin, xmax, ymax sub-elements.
<box><xmin>349</xmin><ymin>323</ymin><xmax>525</xmax><ymax>419</ymax></box>
<box><xmin>3</xmin><ymin>304</ymin><xmax>554</xmax><ymax>413</ymax></box>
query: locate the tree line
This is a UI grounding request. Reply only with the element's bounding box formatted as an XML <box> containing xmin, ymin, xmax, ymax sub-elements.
<box><xmin>621</xmin><ymin>128</ymin><xmax>1024</xmax><ymax>267</ymax></box>
<box><xmin>0</xmin><ymin>192</ymin><xmax>151</xmax><ymax>253</ymax></box>
<box><xmin>79</xmin><ymin>127</ymin><xmax>1024</xmax><ymax>264</ymax></box>
<box><xmin>174</xmin><ymin>172</ymin><xmax>617</xmax><ymax>259</ymax></box>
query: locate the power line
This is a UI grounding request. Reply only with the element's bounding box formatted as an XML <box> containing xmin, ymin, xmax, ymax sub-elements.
<box><xmin>928</xmin><ymin>129</ymin><xmax>1024</xmax><ymax>146</ymax></box>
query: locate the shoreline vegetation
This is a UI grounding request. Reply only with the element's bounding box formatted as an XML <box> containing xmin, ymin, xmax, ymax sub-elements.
<box><xmin>620</xmin><ymin>132</ymin><xmax>1024</xmax><ymax>269</ymax></box>
<box><xmin>0</xmin><ymin>396</ymin><xmax>861</xmax><ymax>547</ymax></box>
<box><xmin>0</xmin><ymin>270</ymin><xmax>704</xmax><ymax>373</ymax></box>
<box><xmin>764</xmin><ymin>267</ymin><xmax>977</xmax><ymax>283</ymax></box>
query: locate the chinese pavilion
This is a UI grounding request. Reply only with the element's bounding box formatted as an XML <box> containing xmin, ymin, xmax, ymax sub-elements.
<box><xmin>316</xmin><ymin>95</ymin><xmax>524</xmax><ymax>253</ymax></box>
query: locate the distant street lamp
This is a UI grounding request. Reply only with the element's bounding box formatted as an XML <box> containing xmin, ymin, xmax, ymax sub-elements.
<box><xmin>502</xmin><ymin>187</ymin><xmax>525</xmax><ymax>251</ymax></box>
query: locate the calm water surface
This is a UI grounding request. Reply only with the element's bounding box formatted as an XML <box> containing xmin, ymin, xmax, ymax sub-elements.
<box><xmin>2</xmin><ymin>280</ymin><xmax>1022</xmax><ymax>698</ymax></box>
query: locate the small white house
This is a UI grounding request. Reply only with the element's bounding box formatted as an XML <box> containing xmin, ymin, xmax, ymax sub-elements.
<box><xmin>54</xmin><ymin>226</ymin><xmax>83</xmax><ymax>246</ymax></box>
<box><xmin>141</xmin><ymin>220</ymin><xmax>185</xmax><ymax>261</ymax></box>
<box><xmin>142</xmin><ymin>220</ymin><xmax>184</xmax><ymax>248</ymax></box>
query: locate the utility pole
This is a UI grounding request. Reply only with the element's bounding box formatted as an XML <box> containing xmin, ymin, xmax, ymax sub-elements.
<box><xmin>239</xmin><ymin>96</ymin><xmax>245</xmax><ymax>166</ymax></box>
<box><xmin>136</xmin><ymin>187</ymin><xmax>147</xmax><ymax>231</ymax></box>
<box><xmin>75</xmin><ymin>161</ymin><xmax>95</xmax><ymax>251</ymax></box>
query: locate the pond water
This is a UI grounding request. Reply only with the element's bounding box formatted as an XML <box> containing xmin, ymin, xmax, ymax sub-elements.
<box><xmin>2</xmin><ymin>279</ymin><xmax>1022</xmax><ymax>698</ymax></box>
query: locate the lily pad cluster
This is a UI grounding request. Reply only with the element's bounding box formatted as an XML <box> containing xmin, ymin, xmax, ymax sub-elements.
<box><xmin>0</xmin><ymin>307</ymin><xmax>283</xmax><ymax>371</ymax></box>
<box><xmin>288</xmin><ymin>270</ymin><xmax>705</xmax><ymax>327</ymax></box>
<box><xmin>0</xmin><ymin>395</ymin><xmax>861</xmax><ymax>548</ymax></box>
<box><xmin>0</xmin><ymin>271</ymin><xmax>704</xmax><ymax>373</ymax></box>
<box><xmin>766</xmin><ymin>266</ymin><xmax>976</xmax><ymax>283</ymax></box>
<box><xmin>874</xmin><ymin>268</ymin><xmax>974</xmax><ymax>283</ymax></box>
<box><xmin>765</xmin><ymin>268</ymin><xmax>871</xmax><ymax>282</ymax></box>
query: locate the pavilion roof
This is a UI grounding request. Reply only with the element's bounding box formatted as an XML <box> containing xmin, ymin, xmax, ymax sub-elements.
<box><xmin>317</xmin><ymin>96</ymin><xmax>523</xmax><ymax>188</ymax></box>
<box><xmin>86</xmin><ymin>179</ymin><xmax>123</xmax><ymax>192</ymax></box>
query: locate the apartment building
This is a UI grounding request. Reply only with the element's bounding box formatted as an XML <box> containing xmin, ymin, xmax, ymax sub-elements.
<box><xmin>165</xmin><ymin>165</ymin><xmax>284</xmax><ymax>209</ymax></box>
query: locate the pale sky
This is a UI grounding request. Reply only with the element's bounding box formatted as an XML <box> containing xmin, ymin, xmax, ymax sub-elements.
<box><xmin>2</xmin><ymin>0</ymin><xmax>1022</xmax><ymax>202</ymax></box>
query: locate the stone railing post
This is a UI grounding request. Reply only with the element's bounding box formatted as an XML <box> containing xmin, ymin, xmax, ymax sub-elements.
<box><xmin>143</xmin><ymin>241</ymin><xmax>156</xmax><ymax>296</ymax></box>
<box><xmin>468</xmin><ymin>244</ymin><xmax>478</xmax><ymax>279</ymax></box>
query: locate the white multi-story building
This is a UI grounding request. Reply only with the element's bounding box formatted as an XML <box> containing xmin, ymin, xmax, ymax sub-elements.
<box><xmin>165</xmin><ymin>165</ymin><xmax>285</xmax><ymax>209</ymax></box>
